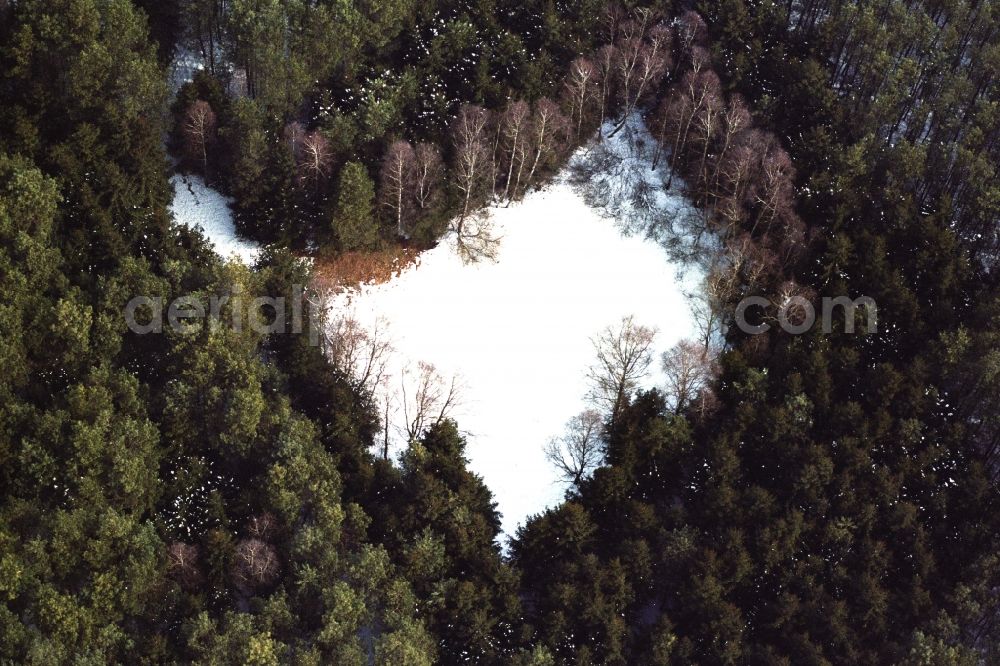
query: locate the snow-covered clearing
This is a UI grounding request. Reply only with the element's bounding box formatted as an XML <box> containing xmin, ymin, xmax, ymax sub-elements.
<box><xmin>329</xmin><ymin>118</ymin><xmax>706</xmax><ymax>539</ymax></box>
<box><xmin>169</xmin><ymin>173</ymin><xmax>261</xmax><ymax>264</ymax></box>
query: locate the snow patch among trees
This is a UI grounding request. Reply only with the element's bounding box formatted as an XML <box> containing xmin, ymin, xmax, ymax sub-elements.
<box><xmin>328</xmin><ymin>159</ymin><xmax>703</xmax><ymax>539</ymax></box>
<box><xmin>169</xmin><ymin>173</ymin><xmax>260</xmax><ymax>264</ymax></box>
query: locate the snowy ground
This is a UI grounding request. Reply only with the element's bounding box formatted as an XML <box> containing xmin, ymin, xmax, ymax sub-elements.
<box><xmin>169</xmin><ymin>173</ymin><xmax>261</xmax><ymax>264</ymax></box>
<box><xmin>328</xmin><ymin>118</ymin><xmax>705</xmax><ymax>540</ymax></box>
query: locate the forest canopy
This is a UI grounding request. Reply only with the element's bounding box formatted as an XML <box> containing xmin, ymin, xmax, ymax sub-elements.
<box><xmin>0</xmin><ymin>0</ymin><xmax>998</xmax><ymax>664</ymax></box>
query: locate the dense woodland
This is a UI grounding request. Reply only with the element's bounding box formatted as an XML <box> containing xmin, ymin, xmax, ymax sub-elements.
<box><xmin>0</xmin><ymin>0</ymin><xmax>999</xmax><ymax>664</ymax></box>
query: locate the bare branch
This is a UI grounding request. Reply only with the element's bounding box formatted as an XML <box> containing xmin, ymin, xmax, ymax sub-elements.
<box><xmin>326</xmin><ymin>314</ymin><xmax>394</xmax><ymax>401</ymax></box>
<box><xmin>399</xmin><ymin>361</ymin><xmax>463</xmax><ymax>442</ymax></box>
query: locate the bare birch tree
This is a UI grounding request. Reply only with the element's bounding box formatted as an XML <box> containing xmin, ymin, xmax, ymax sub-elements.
<box><xmin>665</xmin><ymin>69</ymin><xmax>721</xmax><ymax>189</ymax></box>
<box><xmin>183</xmin><ymin>100</ymin><xmax>217</xmax><ymax>176</ymax></box>
<box><xmin>451</xmin><ymin>104</ymin><xmax>492</xmax><ymax>226</ymax></box>
<box><xmin>299</xmin><ymin>130</ymin><xmax>333</xmax><ymax>193</ymax></box>
<box><xmin>688</xmin><ymin>269</ymin><xmax>728</xmax><ymax>351</ymax></box>
<box><xmin>751</xmin><ymin>142</ymin><xmax>796</xmax><ymax>236</ymax></box>
<box><xmin>500</xmin><ymin>100</ymin><xmax>531</xmax><ymax>202</ymax></box>
<box><xmin>450</xmin><ymin>106</ymin><xmax>500</xmax><ymax>262</ymax></box>
<box><xmin>691</xmin><ymin>83</ymin><xmax>724</xmax><ymax>190</ymax></box>
<box><xmin>601</xmin><ymin>1</ymin><xmax>627</xmax><ymax>45</ymax></box>
<box><xmin>716</xmin><ymin>139</ymin><xmax>759</xmax><ymax>233</ymax></box>
<box><xmin>523</xmin><ymin>98</ymin><xmax>568</xmax><ymax>195</ymax></box>
<box><xmin>710</xmin><ymin>95</ymin><xmax>751</xmax><ymax>198</ymax></box>
<box><xmin>247</xmin><ymin>513</ymin><xmax>277</xmax><ymax>541</ymax></box>
<box><xmin>773</xmin><ymin>280</ymin><xmax>816</xmax><ymax>329</ymax></box>
<box><xmin>675</xmin><ymin>10</ymin><xmax>708</xmax><ymax>61</ymax></box>
<box><xmin>413</xmin><ymin>142</ymin><xmax>444</xmax><ymax>213</ymax></box>
<box><xmin>565</xmin><ymin>56</ymin><xmax>597</xmax><ymax>141</ymax></box>
<box><xmin>380</xmin><ymin>139</ymin><xmax>416</xmax><ymax>237</ymax></box>
<box><xmin>648</xmin><ymin>94</ymin><xmax>673</xmax><ymax>170</ymax></box>
<box><xmin>283</xmin><ymin>121</ymin><xmax>306</xmax><ymax>160</ymax></box>
<box><xmin>595</xmin><ymin>44</ymin><xmax>619</xmax><ymax>135</ymax></box>
<box><xmin>733</xmin><ymin>232</ymin><xmax>779</xmax><ymax>290</ymax></box>
<box><xmin>608</xmin><ymin>22</ymin><xmax>671</xmax><ymax>137</ymax></box>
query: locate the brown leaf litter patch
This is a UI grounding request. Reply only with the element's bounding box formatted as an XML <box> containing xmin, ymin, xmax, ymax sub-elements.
<box><xmin>310</xmin><ymin>246</ymin><xmax>421</xmax><ymax>294</ymax></box>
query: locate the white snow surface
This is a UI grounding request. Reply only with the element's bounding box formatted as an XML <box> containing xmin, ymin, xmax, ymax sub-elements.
<box><xmin>169</xmin><ymin>173</ymin><xmax>261</xmax><ymax>264</ymax></box>
<box><xmin>329</xmin><ymin>117</ymin><xmax>704</xmax><ymax>540</ymax></box>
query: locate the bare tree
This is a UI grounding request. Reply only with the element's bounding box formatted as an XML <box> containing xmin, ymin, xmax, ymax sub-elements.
<box><xmin>565</xmin><ymin>56</ymin><xmax>597</xmax><ymax>141</ymax></box>
<box><xmin>587</xmin><ymin>316</ymin><xmax>657</xmax><ymax>421</ymax></box>
<box><xmin>545</xmin><ymin>410</ymin><xmax>605</xmax><ymax>485</ymax></box>
<box><xmin>608</xmin><ymin>22</ymin><xmax>671</xmax><ymax>137</ymax></box>
<box><xmin>661</xmin><ymin>340</ymin><xmax>716</xmax><ymax>414</ymax></box>
<box><xmin>691</xmin><ymin>83</ymin><xmax>724</xmax><ymax>190</ymax></box>
<box><xmin>718</xmin><ymin>234</ymin><xmax>764</xmax><ymax>295</ymax></box>
<box><xmin>488</xmin><ymin>112</ymin><xmax>504</xmax><ymax>197</ymax></box>
<box><xmin>326</xmin><ymin>314</ymin><xmax>393</xmax><ymax>402</ymax></box>
<box><xmin>247</xmin><ymin>513</ymin><xmax>277</xmax><ymax>541</ymax></box>
<box><xmin>283</xmin><ymin>121</ymin><xmax>306</xmax><ymax>160</ymax></box>
<box><xmin>710</xmin><ymin>95</ymin><xmax>751</xmax><ymax>198</ymax></box>
<box><xmin>675</xmin><ymin>10</ymin><xmax>708</xmax><ymax>62</ymax></box>
<box><xmin>413</xmin><ymin>142</ymin><xmax>444</xmax><ymax>213</ymax></box>
<box><xmin>451</xmin><ymin>104</ymin><xmax>492</xmax><ymax>226</ymax></box>
<box><xmin>715</xmin><ymin>137</ymin><xmax>760</xmax><ymax>233</ymax></box>
<box><xmin>773</xmin><ymin>279</ymin><xmax>816</xmax><ymax>329</ymax></box>
<box><xmin>183</xmin><ymin>100</ymin><xmax>217</xmax><ymax>176</ymax></box>
<box><xmin>400</xmin><ymin>361</ymin><xmax>461</xmax><ymax>442</ymax></box>
<box><xmin>297</xmin><ymin>130</ymin><xmax>333</xmax><ymax>195</ymax></box>
<box><xmin>714</xmin><ymin>193</ymin><xmax>748</xmax><ymax>238</ymax></box>
<box><xmin>500</xmin><ymin>100</ymin><xmax>531</xmax><ymax>202</ymax></box>
<box><xmin>167</xmin><ymin>542</ymin><xmax>202</xmax><ymax>588</ymax></box>
<box><xmin>751</xmin><ymin>141</ymin><xmax>796</xmax><ymax>237</ymax></box>
<box><xmin>689</xmin><ymin>268</ymin><xmax>729</xmax><ymax>351</ymax></box>
<box><xmin>523</xmin><ymin>98</ymin><xmax>569</xmax><ymax>195</ymax></box>
<box><xmin>380</xmin><ymin>139</ymin><xmax>416</xmax><ymax>237</ymax></box>
<box><xmin>595</xmin><ymin>44</ymin><xmax>619</xmax><ymax>136</ymax></box>
<box><xmin>777</xmin><ymin>213</ymin><xmax>808</xmax><ymax>269</ymax></box>
<box><xmin>233</xmin><ymin>538</ymin><xmax>280</xmax><ymax>588</ymax></box>
<box><xmin>665</xmin><ymin>69</ymin><xmax>722</xmax><ymax>189</ymax></box>
<box><xmin>613</xmin><ymin>26</ymin><xmax>645</xmax><ymax>124</ymax></box>
<box><xmin>601</xmin><ymin>1</ymin><xmax>628</xmax><ymax>44</ymax></box>
<box><xmin>691</xmin><ymin>236</ymin><xmax>776</xmax><ymax>351</ymax></box>
<box><xmin>449</xmin><ymin>106</ymin><xmax>501</xmax><ymax>261</ymax></box>
<box><xmin>648</xmin><ymin>94</ymin><xmax>674</xmax><ymax>170</ymax></box>
<box><xmin>380</xmin><ymin>390</ymin><xmax>396</xmax><ymax>461</ymax></box>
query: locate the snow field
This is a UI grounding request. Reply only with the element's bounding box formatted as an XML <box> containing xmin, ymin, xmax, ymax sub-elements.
<box><xmin>329</xmin><ymin>146</ymin><xmax>703</xmax><ymax>539</ymax></box>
